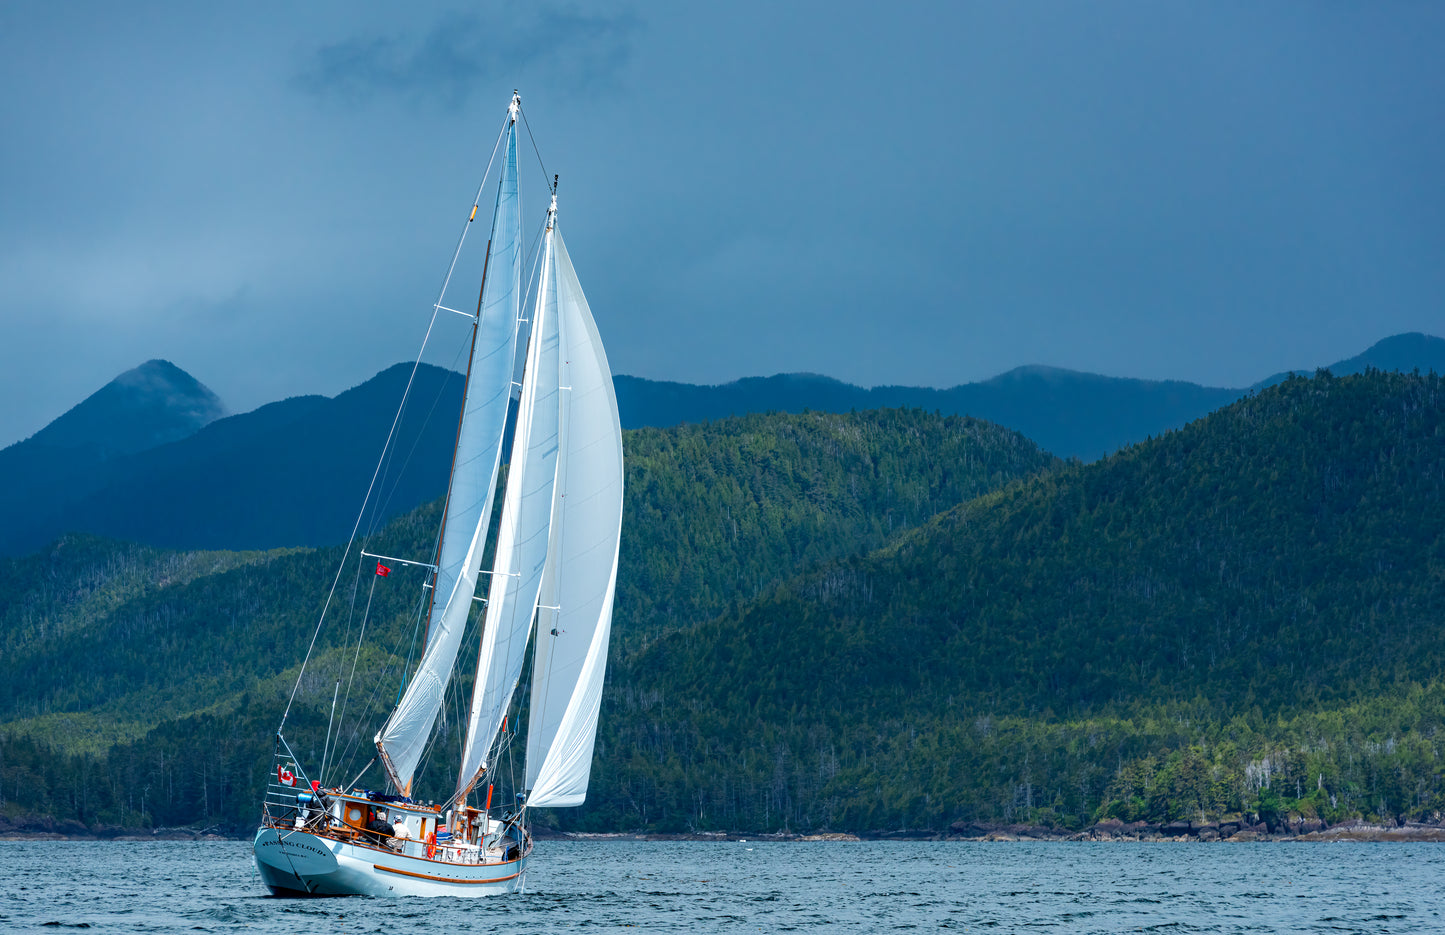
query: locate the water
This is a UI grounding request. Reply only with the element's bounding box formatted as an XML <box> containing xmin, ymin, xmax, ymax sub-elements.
<box><xmin>0</xmin><ymin>839</ymin><xmax>1440</xmax><ymax>933</ymax></box>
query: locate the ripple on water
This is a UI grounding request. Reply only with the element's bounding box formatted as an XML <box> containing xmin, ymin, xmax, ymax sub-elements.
<box><xmin>1</xmin><ymin>840</ymin><xmax>1443</xmax><ymax>933</ymax></box>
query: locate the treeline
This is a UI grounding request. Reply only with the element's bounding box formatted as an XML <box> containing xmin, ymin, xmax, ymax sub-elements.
<box><xmin>2</xmin><ymin>374</ymin><xmax>1441</xmax><ymax>834</ymax></box>
<box><xmin>0</xmin><ymin>407</ymin><xmax>1052</xmax><ymax>831</ymax></box>
<box><xmin>568</xmin><ymin>684</ymin><xmax>1445</xmax><ymax>834</ymax></box>
<box><xmin>7</xmin><ymin>685</ymin><xmax>1442</xmax><ymax>835</ymax></box>
<box><xmin>561</xmin><ymin>370</ymin><xmax>1445</xmax><ymax>832</ymax></box>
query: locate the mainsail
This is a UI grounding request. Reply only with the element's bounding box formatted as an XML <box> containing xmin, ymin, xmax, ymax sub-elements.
<box><xmin>523</xmin><ymin>229</ymin><xmax>624</xmax><ymax>808</ymax></box>
<box><xmin>375</xmin><ymin>107</ymin><xmax>523</xmax><ymax>795</ymax></box>
<box><xmin>456</xmin><ymin>203</ymin><xmax>564</xmax><ymax>797</ymax></box>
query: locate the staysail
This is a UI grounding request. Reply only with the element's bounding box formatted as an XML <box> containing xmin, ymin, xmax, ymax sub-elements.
<box><xmin>456</xmin><ymin>205</ymin><xmax>564</xmax><ymax>797</ymax></box>
<box><xmin>523</xmin><ymin>229</ymin><xmax>624</xmax><ymax>808</ymax></box>
<box><xmin>375</xmin><ymin>109</ymin><xmax>523</xmax><ymax>795</ymax></box>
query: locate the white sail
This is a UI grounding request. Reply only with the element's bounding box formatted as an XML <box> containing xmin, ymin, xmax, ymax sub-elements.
<box><xmin>524</xmin><ymin>229</ymin><xmax>624</xmax><ymax>808</ymax></box>
<box><xmin>456</xmin><ymin>210</ymin><xmax>563</xmax><ymax>796</ymax></box>
<box><xmin>375</xmin><ymin>110</ymin><xmax>522</xmax><ymax>795</ymax></box>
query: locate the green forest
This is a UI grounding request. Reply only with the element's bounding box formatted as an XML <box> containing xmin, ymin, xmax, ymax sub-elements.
<box><xmin>2</xmin><ymin>373</ymin><xmax>1443</xmax><ymax>836</ymax></box>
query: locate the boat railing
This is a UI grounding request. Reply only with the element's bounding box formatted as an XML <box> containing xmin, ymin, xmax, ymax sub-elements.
<box><xmin>259</xmin><ymin>800</ymin><xmax>521</xmax><ymax>866</ymax></box>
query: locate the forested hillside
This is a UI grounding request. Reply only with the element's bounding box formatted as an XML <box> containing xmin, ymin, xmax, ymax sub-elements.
<box><xmin>0</xmin><ymin>408</ymin><xmax>1052</xmax><ymax>831</ymax></box>
<box><xmin>4</xmin><ymin>373</ymin><xmax>1441</xmax><ymax>836</ymax></box>
<box><xmin>574</xmin><ymin>370</ymin><xmax>1445</xmax><ymax>833</ymax></box>
<box><xmin>618</xmin><ymin>409</ymin><xmax>1056</xmax><ymax>639</ymax></box>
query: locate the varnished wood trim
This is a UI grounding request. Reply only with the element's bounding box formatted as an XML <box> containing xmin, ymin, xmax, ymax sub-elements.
<box><xmin>372</xmin><ymin>862</ymin><xmax>522</xmax><ymax>885</ymax></box>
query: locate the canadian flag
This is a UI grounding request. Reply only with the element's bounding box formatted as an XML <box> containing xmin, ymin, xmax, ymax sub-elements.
<box><xmin>277</xmin><ymin>765</ymin><xmax>297</xmax><ymax>787</ymax></box>
<box><xmin>376</xmin><ymin>561</ymin><xmax>391</xmax><ymax>577</ymax></box>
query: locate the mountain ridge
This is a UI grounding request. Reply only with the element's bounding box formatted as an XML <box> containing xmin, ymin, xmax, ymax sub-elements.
<box><xmin>2</xmin><ymin>333</ymin><xmax>1440</xmax><ymax>556</ymax></box>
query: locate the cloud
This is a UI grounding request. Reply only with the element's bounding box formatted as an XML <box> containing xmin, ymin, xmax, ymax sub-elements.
<box><xmin>294</xmin><ymin>7</ymin><xmax>639</xmax><ymax>107</ymax></box>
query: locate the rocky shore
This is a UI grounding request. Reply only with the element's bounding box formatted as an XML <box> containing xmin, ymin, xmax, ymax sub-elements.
<box><xmin>946</xmin><ymin>816</ymin><xmax>1445</xmax><ymax>843</ymax></box>
<box><xmin>0</xmin><ymin>815</ymin><xmax>232</xmax><ymax>841</ymax></box>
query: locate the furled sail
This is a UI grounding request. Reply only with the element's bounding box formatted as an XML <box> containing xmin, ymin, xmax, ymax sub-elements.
<box><xmin>375</xmin><ymin>112</ymin><xmax>522</xmax><ymax>795</ymax></box>
<box><xmin>524</xmin><ymin>229</ymin><xmax>624</xmax><ymax>808</ymax></box>
<box><xmin>456</xmin><ymin>207</ymin><xmax>563</xmax><ymax>797</ymax></box>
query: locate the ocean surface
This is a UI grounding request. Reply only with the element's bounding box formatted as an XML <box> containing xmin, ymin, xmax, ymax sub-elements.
<box><xmin>1</xmin><ymin>839</ymin><xmax>1441</xmax><ymax>933</ymax></box>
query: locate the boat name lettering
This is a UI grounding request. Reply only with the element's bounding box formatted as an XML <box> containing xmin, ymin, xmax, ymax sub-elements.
<box><xmin>262</xmin><ymin>838</ymin><xmax>331</xmax><ymax>859</ymax></box>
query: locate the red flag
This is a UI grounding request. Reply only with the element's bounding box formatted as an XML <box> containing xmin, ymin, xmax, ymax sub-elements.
<box><xmin>376</xmin><ymin>561</ymin><xmax>391</xmax><ymax>577</ymax></box>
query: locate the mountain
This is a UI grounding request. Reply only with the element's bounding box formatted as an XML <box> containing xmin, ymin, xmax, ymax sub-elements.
<box><xmin>23</xmin><ymin>359</ymin><xmax>225</xmax><ymax>456</ymax></box>
<box><xmin>617</xmin><ymin>332</ymin><xmax>1445</xmax><ymax>461</ymax></box>
<box><xmin>2</xmin><ymin>333</ymin><xmax>1439</xmax><ymax>556</ymax></box>
<box><xmin>616</xmin><ymin>370</ymin><xmax>1241</xmax><ymax>462</ymax></box>
<box><xmin>0</xmin><ymin>364</ymin><xmax>461</xmax><ymax>556</ymax></box>
<box><xmin>572</xmin><ymin>369</ymin><xmax>1445</xmax><ymax>833</ymax></box>
<box><xmin>1253</xmin><ymin>331</ymin><xmax>1445</xmax><ymax>387</ymax></box>
<box><xmin>0</xmin><ymin>407</ymin><xmax>1053</xmax><ymax>830</ymax></box>
<box><xmin>0</xmin><ymin>361</ymin><xmax>227</xmax><ymax>557</ymax></box>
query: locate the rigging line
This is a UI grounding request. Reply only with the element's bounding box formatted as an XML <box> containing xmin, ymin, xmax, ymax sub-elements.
<box><xmin>413</xmin><ymin>599</ymin><xmax>478</xmax><ymax>796</ymax></box>
<box><xmin>455</xmin><ymin>611</ymin><xmax>485</xmax><ymax>771</ymax></box>
<box><xmin>518</xmin><ymin>105</ymin><xmax>552</xmax><ymax>193</ymax></box>
<box><xmin>325</xmin><ymin>567</ymin><xmax>379</xmax><ymax>786</ymax></box>
<box><xmin>365</xmin><ymin>340</ymin><xmax>469</xmax><ymax>542</ymax></box>
<box><xmin>417</xmin><ymin>337</ymin><xmax>473</xmax><ymax>599</ymax></box>
<box><xmin>324</xmin><ymin>548</ymin><xmax>367</xmax><ymax>763</ymax></box>
<box><xmin>520</xmin><ymin>216</ymin><xmax>549</xmax><ymax>300</ymax></box>
<box><xmin>515</xmin><ymin>624</ymin><xmax>541</xmax><ymax>789</ymax></box>
<box><xmin>333</xmin><ymin>579</ymin><xmax>428</xmax><ymax>778</ymax></box>
<box><xmin>330</xmin><ymin>644</ymin><xmax>406</xmax><ymax>789</ymax></box>
<box><xmin>332</xmin><ymin>569</ymin><xmax>430</xmax><ymax>784</ymax></box>
<box><xmin>357</xmin><ymin>112</ymin><xmax>509</xmax><ymax>559</ymax></box>
<box><xmin>396</xmin><ymin>588</ymin><xmax>428</xmax><ymax>702</ymax></box>
<box><xmin>506</xmin><ymin>216</ymin><xmax>550</xmax><ymax>403</ymax></box>
<box><xmin>319</xmin><ymin>681</ymin><xmax>340</xmax><ymax>789</ymax></box>
<box><xmin>411</xmin><ymin>671</ymin><xmax>453</xmax><ymax>791</ymax></box>
<box><xmin>414</xmin><ymin>589</ymin><xmax>484</xmax><ymax>789</ymax></box>
<box><xmin>279</xmin><ymin>108</ymin><xmax>511</xmax><ymax>731</ymax></box>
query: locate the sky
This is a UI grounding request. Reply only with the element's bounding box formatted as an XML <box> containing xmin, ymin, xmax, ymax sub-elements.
<box><xmin>2</xmin><ymin>1</ymin><xmax>1442</xmax><ymax>447</ymax></box>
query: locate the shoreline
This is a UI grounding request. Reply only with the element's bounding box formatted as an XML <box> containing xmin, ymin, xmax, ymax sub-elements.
<box><xmin>543</xmin><ymin>819</ymin><xmax>1445</xmax><ymax>844</ymax></box>
<box><xmin>3</xmin><ymin>819</ymin><xmax>1443</xmax><ymax>844</ymax></box>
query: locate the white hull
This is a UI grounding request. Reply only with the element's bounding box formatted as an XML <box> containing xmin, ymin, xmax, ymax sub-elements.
<box><xmin>253</xmin><ymin>828</ymin><xmax>527</xmax><ymax>897</ymax></box>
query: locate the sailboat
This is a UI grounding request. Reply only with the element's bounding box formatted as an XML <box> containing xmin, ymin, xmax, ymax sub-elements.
<box><xmin>252</xmin><ymin>92</ymin><xmax>623</xmax><ymax>897</ymax></box>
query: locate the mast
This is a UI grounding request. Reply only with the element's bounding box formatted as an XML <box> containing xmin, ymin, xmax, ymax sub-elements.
<box><xmin>375</xmin><ymin>94</ymin><xmax>524</xmax><ymax>796</ymax></box>
<box><xmin>423</xmin><ymin>238</ymin><xmax>492</xmax><ymax>641</ymax></box>
<box><xmin>456</xmin><ymin>194</ymin><xmax>564</xmax><ymax>802</ymax></box>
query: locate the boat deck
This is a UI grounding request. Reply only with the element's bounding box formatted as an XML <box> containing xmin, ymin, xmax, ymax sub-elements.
<box><xmin>263</xmin><ymin>787</ymin><xmax>525</xmax><ymax>866</ymax></box>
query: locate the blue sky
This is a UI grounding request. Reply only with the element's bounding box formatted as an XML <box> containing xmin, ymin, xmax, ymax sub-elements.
<box><xmin>2</xmin><ymin>2</ymin><xmax>1442</xmax><ymax>446</ymax></box>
